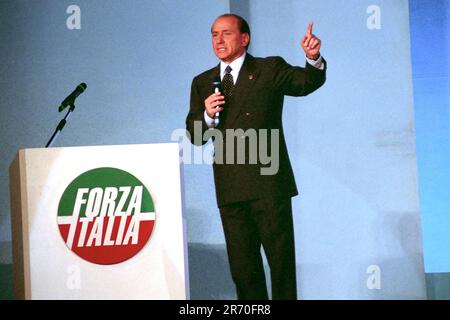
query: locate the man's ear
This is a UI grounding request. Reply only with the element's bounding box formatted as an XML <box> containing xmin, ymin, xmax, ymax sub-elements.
<box><xmin>242</xmin><ymin>33</ymin><xmax>250</xmax><ymax>47</ymax></box>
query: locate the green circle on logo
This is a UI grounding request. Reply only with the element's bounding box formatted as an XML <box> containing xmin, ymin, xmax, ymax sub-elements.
<box><xmin>57</xmin><ymin>167</ymin><xmax>156</xmax><ymax>264</ymax></box>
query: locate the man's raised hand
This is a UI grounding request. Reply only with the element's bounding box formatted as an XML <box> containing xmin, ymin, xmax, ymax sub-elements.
<box><xmin>301</xmin><ymin>21</ymin><xmax>321</xmax><ymax>60</ymax></box>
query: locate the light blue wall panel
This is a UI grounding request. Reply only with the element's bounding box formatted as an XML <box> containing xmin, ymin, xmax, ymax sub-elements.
<box><xmin>243</xmin><ymin>0</ymin><xmax>425</xmax><ymax>299</ymax></box>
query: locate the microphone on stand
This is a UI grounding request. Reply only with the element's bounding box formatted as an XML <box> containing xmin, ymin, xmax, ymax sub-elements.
<box><xmin>58</xmin><ymin>83</ymin><xmax>87</xmax><ymax>112</ymax></box>
<box><xmin>45</xmin><ymin>82</ymin><xmax>87</xmax><ymax>148</ymax></box>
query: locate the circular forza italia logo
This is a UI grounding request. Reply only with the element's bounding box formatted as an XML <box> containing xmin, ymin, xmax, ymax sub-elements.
<box><xmin>57</xmin><ymin>167</ymin><xmax>156</xmax><ymax>264</ymax></box>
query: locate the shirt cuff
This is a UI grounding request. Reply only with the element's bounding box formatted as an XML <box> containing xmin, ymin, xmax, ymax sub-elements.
<box><xmin>204</xmin><ymin>110</ymin><xmax>216</xmax><ymax>128</ymax></box>
<box><xmin>306</xmin><ymin>54</ymin><xmax>325</xmax><ymax>70</ymax></box>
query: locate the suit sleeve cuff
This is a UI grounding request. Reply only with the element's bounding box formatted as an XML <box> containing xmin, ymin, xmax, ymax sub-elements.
<box><xmin>306</xmin><ymin>54</ymin><xmax>325</xmax><ymax>70</ymax></box>
<box><xmin>204</xmin><ymin>110</ymin><xmax>216</xmax><ymax>128</ymax></box>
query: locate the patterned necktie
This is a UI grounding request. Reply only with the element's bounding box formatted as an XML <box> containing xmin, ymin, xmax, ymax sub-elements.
<box><xmin>222</xmin><ymin>65</ymin><xmax>234</xmax><ymax>101</ymax></box>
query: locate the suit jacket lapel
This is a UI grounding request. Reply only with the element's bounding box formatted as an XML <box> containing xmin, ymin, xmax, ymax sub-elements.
<box><xmin>207</xmin><ymin>64</ymin><xmax>221</xmax><ymax>86</ymax></box>
<box><xmin>226</xmin><ymin>54</ymin><xmax>260</xmax><ymax>127</ymax></box>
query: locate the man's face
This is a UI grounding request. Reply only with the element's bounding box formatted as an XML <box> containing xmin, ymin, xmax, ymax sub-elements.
<box><xmin>211</xmin><ymin>16</ymin><xmax>249</xmax><ymax>64</ymax></box>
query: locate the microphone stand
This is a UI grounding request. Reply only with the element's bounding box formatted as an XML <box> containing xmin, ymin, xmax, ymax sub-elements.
<box><xmin>45</xmin><ymin>104</ymin><xmax>75</xmax><ymax>148</ymax></box>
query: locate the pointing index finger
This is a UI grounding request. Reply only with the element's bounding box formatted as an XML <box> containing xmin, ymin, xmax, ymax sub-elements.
<box><xmin>307</xmin><ymin>21</ymin><xmax>313</xmax><ymax>35</ymax></box>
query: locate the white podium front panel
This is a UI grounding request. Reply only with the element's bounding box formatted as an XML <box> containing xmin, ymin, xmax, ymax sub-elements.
<box><xmin>12</xmin><ymin>143</ymin><xmax>188</xmax><ymax>299</ymax></box>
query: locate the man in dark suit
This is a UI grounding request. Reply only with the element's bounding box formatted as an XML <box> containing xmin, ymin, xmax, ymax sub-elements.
<box><xmin>186</xmin><ymin>14</ymin><xmax>326</xmax><ymax>300</ymax></box>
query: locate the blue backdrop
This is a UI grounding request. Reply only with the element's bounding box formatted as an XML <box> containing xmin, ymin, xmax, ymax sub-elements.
<box><xmin>0</xmin><ymin>0</ymin><xmax>447</xmax><ymax>299</ymax></box>
<box><xmin>409</xmin><ymin>0</ymin><xmax>450</xmax><ymax>273</ymax></box>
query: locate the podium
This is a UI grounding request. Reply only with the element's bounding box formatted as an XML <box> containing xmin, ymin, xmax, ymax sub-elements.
<box><xmin>9</xmin><ymin>143</ymin><xmax>189</xmax><ymax>299</ymax></box>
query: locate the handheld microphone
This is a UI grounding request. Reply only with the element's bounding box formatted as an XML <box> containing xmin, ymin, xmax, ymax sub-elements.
<box><xmin>212</xmin><ymin>81</ymin><xmax>221</xmax><ymax>125</ymax></box>
<box><xmin>58</xmin><ymin>83</ymin><xmax>87</xmax><ymax>112</ymax></box>
<box><xmin>212</xmin><ymin>81</ymin><xmax>221</xmax><ymax>92</ymax></box>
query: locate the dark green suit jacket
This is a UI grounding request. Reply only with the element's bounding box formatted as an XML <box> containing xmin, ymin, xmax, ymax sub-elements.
<box><xmin>186</xmin><ymin>54</ymin><xmax>326</xmax><ymax>207</ymax></box>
